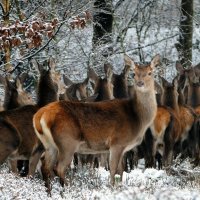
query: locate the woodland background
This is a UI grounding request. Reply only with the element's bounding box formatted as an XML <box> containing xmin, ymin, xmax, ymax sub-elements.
<box><xmin>0</xmin><ymin>0</ymin><xmax>199</xmax><ymax>86</ymax></box>
<box><xmin>0</xmin><ymin>1</ymin><xmax>200</xmax><ymax>199</ymax></box>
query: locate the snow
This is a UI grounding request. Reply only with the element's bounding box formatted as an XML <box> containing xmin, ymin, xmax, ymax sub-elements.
<box><xmin>0</xmin><ymin>159</ymin><xmax>200</xmax><ymax>200</ymax></box>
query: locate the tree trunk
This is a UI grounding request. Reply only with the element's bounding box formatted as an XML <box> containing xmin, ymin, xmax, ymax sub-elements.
<box><xmin>177</xmin><ymin>0</ymin><xmax>193</xmax><ymax>67</ymax></box>
<box><xmin>92</xmin><ymin>0</ymin><xmax>113</xmax><ymax>53</ymax></box>
<box><xmin>1</xmin><ymin>0</ymin><xmax>12</xmax><ymax>71</ymax></box>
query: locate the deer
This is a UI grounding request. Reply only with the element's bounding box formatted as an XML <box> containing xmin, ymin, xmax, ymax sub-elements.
<box><xmin>0</xmin><ymin>73</ymin><xmax>33</xmax><ymax>111</ymax></box>
<box><xmin>0</xmin><ymin>58</ymin><xmax>61</xmax><ymax>177</ymax></box>
<box><xmin>32</xmin><ymin>54</ymin><xmax>159</xmax><ymax>190</ymax></box>
<box><xmin>126</xmin><ymin>77</ymin><xmax>176</xmax><ymax>169</ymax></box>
<box><xmin>181</xmin><ymin>73</ymin><xmax>200</xmax><ymax>165</ymax></box>
<box><xmin>88</xmin><ymin>64</ymin><xmax>114</xmax><ymax>101</ymax></box>
<box><xmin>176</xmin><ymin>61</ymin><xmax>200</xmax><ymax>104</ymax></box>
<box><xmin>87</xmin><ymin>63</ymin><xmax>131</xmax><ymax>169</ymax></box>
<box><xmin>72</xmin><ymin>64</ymin><xmax>114</xmax><ymax>169</ymax></box>
<box><xmin>60</xmin><ymin>75</ymin><xmax>89</xmax><ymax>101</ymax></box>
<box><xmin>175</xmin><ymin>62</ymin><xmax>200</xmax><ymax>162</ymax></box>
<box><xmin>0</xmin><ymin>73</ymin><xmax>34</xmax><ymax>173</ymax></box>
<box><xmin>159</xmin><ymin>76</ymin><xmax>196</xmax><ymax>165</ymax></box>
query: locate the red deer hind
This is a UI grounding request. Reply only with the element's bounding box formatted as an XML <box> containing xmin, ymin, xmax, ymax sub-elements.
<box><xmin>33</xmin><ymin>54</ymin><xmax>159</xmax><ymax>188</ymax></box>
<box><xmin>0</xmin><ymin>58</ymin><xmax>61</xmax><ymax>177</ymax></box>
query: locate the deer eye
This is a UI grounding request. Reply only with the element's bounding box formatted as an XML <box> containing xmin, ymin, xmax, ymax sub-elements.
<box><xmin>148</xmin><ymin>72</ymin><xmax>152</xmax><ymax>76</ymax></box>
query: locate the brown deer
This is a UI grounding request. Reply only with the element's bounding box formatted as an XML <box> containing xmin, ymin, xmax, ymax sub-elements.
<box><xmin>61</xmin><ymin>75</ymin><xmax>89</xmax><ymax>101</ymax></box>
<box><xmin>149</xmin><ymin>105</ymin><xmax>175</xmax><ymax>168</ymax></box>
<box><xmin>127</xmin><ymin>80</ymin><xmax>176</xmax><ymax>169</ymax></box>
<box><xmin>88</xmin><ymin>64</ymin><xmax>114</xmax><ymax>101</ymax></box>
<box><xmin>0</xmin><ymin>73</ymin><xmax>33</xmax><ymax>110</ymax></box>
<box><xmin>0</xmin><ymin>58</ymin><xmax>60</xmax><ymax>176</ymax></box>
<box><xmin>176</xmin><ymin>61</ymin><xmax>200</xmax><ymax>104</ymax></box>
<box><xmin>33</xmin><ymin>54</ymin><xmax>159</xmax><ymax>189</ymax></box>
<box><xmin>176</xmin><ymin>61</ymin><xmax>200</xmax><ymax>81</ymax></box>
<box><xmin>72</xmin><ymin>64</ymin><xmax>114</xmax><ymax>169</ymax></box>
<box><xmin>112</xmin><ymin>64</ymin><xmax>131</xmax><ymax>99</ymax></box>
<box><xmin>0</xmin><ymin>73</ymin><xmax>34</xmax><ymax>173</ymax></box>
<box><xmin>182</xmin><ymin>75</ymin><xmax>200</xmax><ymax>165</ymax></box>
<box><xmin>160</xmin><ymin>76</ymin><xmax>195</xmax><ymax>165</ymax></box>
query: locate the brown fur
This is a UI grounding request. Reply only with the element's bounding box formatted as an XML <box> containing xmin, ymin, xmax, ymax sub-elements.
<box><xmin>0</xmin><ymin>58</ymin><xmax>60</xmax><ymax>176</ymax></box>
<box><xmin>74</xmin><ymin>65</ymin><xmax>114</xmax><ymax>169</ymax></box>
<box><xmin>88</xmin><ymin>65</ymin><xmax>114</xmax><ymax>101</ymax></box>
<box><xmin>62</xmin><ymin>75</ymin><xmax>89</xmax><ymax>101</ymax></box>
<box><xmin>195</xmin><ymin>106</ymin><xmax>200</xmax><ymax>116</ymax></box>
<box><xmin>0</xmin><ymin>74</ymin><xmax>33</xmax><ymax>110</ymax></box>
<box><xmin>33</xmin><ymin>54</ymin><xmax>159</xmax><ymax>188</ymax></box>
<box><xmin>160</xmin><ymin>77</ymin><xmax>195</xmax><ymax>162</ymax></box>
<box><xmin>150</xmin><ymin>105</ymin><xmax>177</xmax><ymax>167</ymax></box>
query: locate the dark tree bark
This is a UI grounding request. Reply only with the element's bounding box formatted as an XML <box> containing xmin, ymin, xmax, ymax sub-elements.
<box><xmin>176</xmin><ymin>0</ymin><xmax>193</xmax><ymax>67</ymax></box>
<box><xmin>1</xmin><ymin>0</ymin><xmax>12</xmax><ymax>71</ymax></box>
<box><xmin>92</xmin><ymin>0</ymin><xmax>113</xmax><ymax>51</ymax></box>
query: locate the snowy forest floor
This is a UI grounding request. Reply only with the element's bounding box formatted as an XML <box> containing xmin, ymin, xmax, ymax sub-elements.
<box><xmin>0</xmin><ymin>158</ymin><xmax>200</xmax><ymax>200</ymax></box>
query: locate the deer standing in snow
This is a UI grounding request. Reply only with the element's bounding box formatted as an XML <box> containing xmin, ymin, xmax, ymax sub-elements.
<box><xmin>33</xmin><ymin>54</ymin><xmax>159</xmax><ymax>189</ymax></box>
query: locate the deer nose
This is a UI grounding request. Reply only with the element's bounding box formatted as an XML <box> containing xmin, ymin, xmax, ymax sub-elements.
<box><xmin>137</xmin><ymin>81</ymin><xmax>144</xmax><ymax>87</ymax></box>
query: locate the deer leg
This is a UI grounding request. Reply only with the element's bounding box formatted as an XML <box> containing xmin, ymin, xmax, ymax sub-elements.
<box><xmin>28</xmin><ymin>142</ymin><xmax>44</xmax><ymax>177</ymax></box>
<box><xmin>41</xmin><ymin>144</ymin><xmax>58</xmax><ymax>194</ymax></box>
<box><xmin>54</xmin><ymin>137</ymin><xmax>78</xmax><ymax>187</ymax></box>
<box><xmin>109</xmin><ymin>146</ymin><xmax>124</xmax><ymax>186</ymax></box>
<box><xmin>56</xmin><ymin>148</ymin><xmax>76</xmax><ymax>187</ymax></box>
<box><xmin>163</xmin><ymin>142</ymin><xmax>173</xmax><ymax>167</ymax></box>
<box><xmin>117</xmin><ymin>154</ymin><xmax>125</xmax><ymax>182</ymax></box>
<box><xmin>8</xmin><ymin>160</ymin><xmax>18</xmax><ymax>173</ymax></box>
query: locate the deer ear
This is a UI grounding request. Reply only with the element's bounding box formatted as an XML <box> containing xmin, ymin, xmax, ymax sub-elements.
<box><xmin>15</xmin><ymin>77</ymin><xmax>23</xmax><ymax>91</ymax></box>
<box><xmin>63</xmin><ymin>75</ymin><xmax>73</xmax><ymax>86</ymax></box>
<box><xmin>160</xmin><ymin>76</ymin><xmax>169</xmax><ymax>88</ymax></box>
<box><xmin>88</xmin><ymin>67</ymin><xmax>99</xmax><ymax>83</ymax></box>
<box><xmin>104</xmin><ymin>63</ymin><xmax>112</xmax><ymax>74</ymax></box>
<box><xmin>104</xmin><ymin>63</ymin><xmax>113</xmax><ymax>82</ymax></box>
<box><xmin>48</xmin><ymin>56</ymin><xmax>56</xmax><ymax>72</ymax></box>
<box><xmin>76</xmin><ymin>90</ymin><xmax>81</xmax><ymax>101</ymax></box>
<box><xmin>176</xmin><ymin>61</ymin><xmax>184</xmax><ymax>74</ymax></box>
<box><xmin>105</xmin><ymin>66</ymin><xmax>113</xmax><ymax>82</ymax></box>
<box><xmin>150</xmin><ymin>54</ymin><xmax>160</xmax><ymax>70</ymax></box>
<box><xmin>123</xmin><ymin>65</ymin><xmax>131</xmax><ymax>78</ymax></box>
<box><xmin>172</xmin><ymin>76</ymin><xmax>179</xmax><ymax>90</ymax></box>
<box><xmin>124</xmin><ymin>54</ymin><xmax>135</xmax><ymax>69</ymax></box>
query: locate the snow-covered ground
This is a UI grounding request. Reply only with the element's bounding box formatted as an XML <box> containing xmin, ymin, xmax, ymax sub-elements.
<box><xmin>0</xmin><ymin>159</ymin><xmax>200</xmax><ymax>200</ymax></box>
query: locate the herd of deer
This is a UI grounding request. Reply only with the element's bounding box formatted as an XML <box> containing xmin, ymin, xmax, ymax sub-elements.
<box><xmin>0</xmin><ymin>54</ymin><xmax>199</xmax><ymax>193</ymax></box>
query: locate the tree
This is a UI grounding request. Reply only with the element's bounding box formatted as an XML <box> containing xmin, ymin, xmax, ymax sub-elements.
<box><xmin>176</xmin><ymin>0</ymin><xmax>193</xmax><ymax>67</ymax></box>
<box><xmin>92</xmin><ymin>0</ymin><xmax>113</xmax><ymax>57</ymax></box>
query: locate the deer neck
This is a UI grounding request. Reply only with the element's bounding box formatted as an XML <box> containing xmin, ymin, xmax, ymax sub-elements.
<box><xmin>133</xmin><ymin>88</ymin><xmax>157</xmax><ymax>124</ymax></box>
<box><xmin>188</xmin><ymin>86</ymin><xmax>200</xmax><ymax>107</ymax></box>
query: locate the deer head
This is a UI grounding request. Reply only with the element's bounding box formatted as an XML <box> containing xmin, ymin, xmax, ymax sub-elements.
<box><xmin>62</xmin><ymin>75</ymin><xmax>89</xmax><ymax>101</ymax></box>
<box><xmin>88</xmin><ymin>64</ymin><xmax>114</xmax><ymax>101</ymax></box>
<box><xmin>124</xmin><ymin>54</ymin><xmax>160</xmax><ymax>93</ymax></box>
<box><xmin>0</xmin><ymin>73</ymin><xmax>33</xmax><ymax>110</ymax></box>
